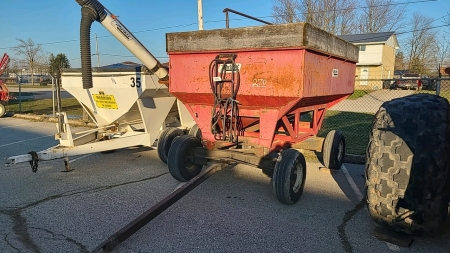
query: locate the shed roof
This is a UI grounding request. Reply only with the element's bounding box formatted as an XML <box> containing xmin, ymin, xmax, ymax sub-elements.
<box><xmin>338</xmin><ymin>31</ymin><xmax>395</xmax><ymax>44</ymax></box>
<box><xmin>102</xmin><ymin>61</ymin><xmax>140</xmax><ymax>68</ymax></box>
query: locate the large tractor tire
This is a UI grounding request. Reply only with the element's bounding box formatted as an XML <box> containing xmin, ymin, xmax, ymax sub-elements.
<box><xmin>365</xmin><ymin>93</ymin><xmax>450</xmax><ymax>235</ymax></box>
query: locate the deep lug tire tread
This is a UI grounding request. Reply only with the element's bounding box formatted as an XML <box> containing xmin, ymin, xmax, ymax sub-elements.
<box><xmin>365</xmin><ymin>93</ymin><xmax>450</xmax><ymax>235</ymax></box>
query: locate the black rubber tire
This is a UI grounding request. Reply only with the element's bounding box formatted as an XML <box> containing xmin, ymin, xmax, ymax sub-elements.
<box><xmin>272</xmin><ymin>149</ymin><xmax>307</xmax><ymax>205</ymax></box>
<box><xmin>168</xmin><ymin>135</ymin><xmax>203</xmax><ymax>182</ymax></box>
<box><xmin>157</xmin><ymin>127</ymin><xmax>185</xmax><ymax>164</ymax></box>
<box><xmin>322</xmin><ymin>130</ymin><xmax>345</xmax><ymax>170</ymax></box>
<box><xmin>366</xmin><ymin>93</ymin><xmax>450</xmax><ymax>235</ymax></box>
<box><xmin>0</xmin><ymin>103</ymin><xmax>5</xmax><ymax>118</ymax></box>
<box><xmin>188</xmin><ymin>124</ymin><xmax>202</xmax><ymax>140</ymax></box>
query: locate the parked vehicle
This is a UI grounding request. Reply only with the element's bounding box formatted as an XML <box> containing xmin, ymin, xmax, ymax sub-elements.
<box><xmin>393</xmin><ymin>73</ymin><xmax>422</xmax><ymax>90</ymax></box>
<box><xmin>421</xmin><ymin>76</ymin><xmax>437</xmax><ymax>90</ymax></box>
<box><xmin>382</xmin><ymin>79</ymin><xmax>396</xmax><ymax>89</ymax></box>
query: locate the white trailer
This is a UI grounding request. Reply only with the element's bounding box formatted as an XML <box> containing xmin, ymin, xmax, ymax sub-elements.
<box><xmin>5</xmin><ymin>65</ymin><xmax>196</xmax><ymax>171</ymax></box>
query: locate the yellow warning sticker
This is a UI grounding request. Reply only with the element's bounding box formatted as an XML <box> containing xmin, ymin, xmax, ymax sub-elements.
<box><xmin>92</xmin><ymin>94</ymin><xmax>118</xmax><ymax>109</ymax></box>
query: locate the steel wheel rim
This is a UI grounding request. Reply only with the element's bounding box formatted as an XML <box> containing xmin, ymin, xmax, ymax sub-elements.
<box><xmin>291</xmin><ymin>162</ymin><xmax>303</xmax><ymax>193</ymax></box>
<box><xmin>337</xmin><ymin>141</ymin><xmax>344</xmax><ymax>162</ymax></box>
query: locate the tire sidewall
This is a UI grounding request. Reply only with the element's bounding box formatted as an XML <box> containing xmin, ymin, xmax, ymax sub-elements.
<box><xmin>168</xmin><ymin>135</ymin><xmax>203</xmax><ymax>182</ymax></box>
<box><xmin>157</xmin><ymin>127</ymin><xmax>184</xmax><ymax>163</ymax></box>
<box><xmin>188</xmin><ymin>124</ymin><xmax>202</xmax><ymax>140</ymax></box>
<box><xmin>323</xmin><ymin>130</ymin><xmax>345</xmax><ymax>170</ymax></box>
<box><xmin>272</xmin><ymin>149</ymin><xmax>306</xmax><ymax>205</ymax></box>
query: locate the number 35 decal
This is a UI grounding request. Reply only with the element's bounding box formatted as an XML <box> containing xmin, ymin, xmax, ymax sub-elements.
<box><xmin>130</xmin><ymin>77</ymin><xmax>141</xmax><ymax>88</ymax></box>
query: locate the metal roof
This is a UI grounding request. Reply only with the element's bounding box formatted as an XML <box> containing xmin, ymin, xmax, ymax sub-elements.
<box><xmin>101</xmin><ymin>61</ymin><xmax>140</xmax><ymax>68</ymax></box>
<box><xmin>338</xmin><ymin>32</ymin><xmax>395</xmax><ymax>44</ymax></box>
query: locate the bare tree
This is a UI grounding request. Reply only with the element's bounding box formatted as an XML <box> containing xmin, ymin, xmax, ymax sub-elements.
<box><xmin>429</xmin><ymin>32</ymin><xmax>450</xmax><ymax>76</ymax></box>
<box><xmin>404</xmin><ymin>13</ymin><xmax>436</xmax><ymax>74</ymax></box>
<box><xmin>4</xmin><ymin>58</ymin><xmax>21</xmax><ymax>83</ymax></box>
<box><xmin>272</xmin><ymin>0</ymin><xmax>359</xmax><ymax>35</ymax></box>
<box><xmin>394</xmin><ymin>51</ymin><xmax>406</xmax><ymax>71</ymax></box>
<box><xmin>307</xmin><ymin>0</ymin><xmax>359</xmax><ymax>35</ymax></box>
<box><xmin>443</xmin><ymin>12</ymin><xmax>450</xmax><ymax>29</ymax></box>
<box><xmin>357</xmin><ymin>0</ymin><xmax>407</xmax><ymax>33</ymax></box>
<box><xmin>271</xmin><ymin>0</ymin><xmax>301</xmax><ymax>23</ymax></box>
<box><xmin>35</xmin><ymin>51</ymin><xmax>51</xmax><ymax>76</ymax></box>
<box><xmin>12</xmin><ymin>38</ymin><xmax>42</xmax><ymax>86</ymax></box>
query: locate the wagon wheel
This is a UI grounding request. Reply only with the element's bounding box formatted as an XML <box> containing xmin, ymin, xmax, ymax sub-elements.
<box><xmin>168</xmin><ymin>135</ymin><xmax>203</xmax><ymax>182</ymax></box>
<box><xmin>272</xmin><ymin>149</ymin><xmax>307</xmax><ymax>205</ymax></box>
<box><xmin>188</xmin><ymin>124</ymin><xmax>202</xmax><ymax>140</ymax></box>
<box><xmin>322</xmin><ymin>130</ymin><xmax>345</xmax><ymax>170</ymax></box>
<box><xmin>157</xmin><ymin>127</ymin><xmax>185</xmax><ymax>164</ymax></box>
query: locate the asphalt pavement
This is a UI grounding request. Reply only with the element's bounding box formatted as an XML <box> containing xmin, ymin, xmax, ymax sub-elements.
<box><xmin>0</xmin><ymin>117</ymin><xmax>449</xmax><ymax>253</ymax></box>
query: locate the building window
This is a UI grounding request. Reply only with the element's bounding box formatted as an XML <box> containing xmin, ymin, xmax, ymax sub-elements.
<box><xmin>359</xmin><ymin>45</ymin><xmax>366</xmax><ymax>51</ymax></box>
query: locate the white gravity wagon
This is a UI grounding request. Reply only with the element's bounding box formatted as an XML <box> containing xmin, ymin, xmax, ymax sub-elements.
<box><xmin>5</xmin><ymin>65</ymin><xmax>196</xmax><ymax>171</ymax></box>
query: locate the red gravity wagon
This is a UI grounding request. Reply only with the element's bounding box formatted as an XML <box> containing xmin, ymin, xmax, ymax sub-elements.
<box><xmin>165</xmin><ymin>23</ymin><xmax>359</xmax><ymax>205</ymax></box>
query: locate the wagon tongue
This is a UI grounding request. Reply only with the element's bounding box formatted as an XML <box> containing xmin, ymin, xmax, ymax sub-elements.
<box><xmin>75</xmin><ymin>0</ymin><xmax>168</xmax><ymax>89</ymax></box>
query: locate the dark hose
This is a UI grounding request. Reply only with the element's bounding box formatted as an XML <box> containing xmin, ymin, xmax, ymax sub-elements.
<box><xmin>77</xmin><ymin>0</ymin><xmax>107</xmax><ymax>89</ymax></box>
<box><xmin>76</xmin><ymin>0</ymin><xmax>107</xmax><ymax>20</ymax></box>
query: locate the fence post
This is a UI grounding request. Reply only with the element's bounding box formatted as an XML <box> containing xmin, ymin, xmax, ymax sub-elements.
<box><xmin>51</xmin><ymin>76</ymin><xmax>55</xmax><ymax>117</ymax></box>
<box><xmin>436</xmin><ymin>79</ymin><xmax>441</xmax><ymax>96</ymax></box>
<box><xmin>18</xmin><ymin>82</ymin><xmax>22</xmax><ymax>113</ymax></box>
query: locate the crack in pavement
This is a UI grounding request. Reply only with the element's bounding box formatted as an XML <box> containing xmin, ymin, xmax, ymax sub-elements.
<box><xmin>0</xmin><ymin>172</ymin><xmax>168</xmax><ymax>253</ymax></box>
<box><xmin>29</xmin><ymin>226</ymin><xmax>89</xmax><ymax>253</ymax></box>
<box><xmin>4</xmin><ymin>233</ymin><xmax>20</xmax><ymax>252</ymax></box>
<box><xmin>337</xmin><ymin>198</ymin><xmax>366</xmax><ymax>253</ymax></box>
<box><xmin>2</xmin><ymin>209</ymin><xmax>41</xmax><ymax>253</ymax></box>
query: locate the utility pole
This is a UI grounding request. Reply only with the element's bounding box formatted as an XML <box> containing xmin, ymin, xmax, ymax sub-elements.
<box><xmin>198</xmin><ymin>0</ymin><xmax>204</xmax><ymax>30</ymax></box>
<box><xmin>95</xmin><ymin>33</ymin><xmax>100</xmax><ymax>67</ymax></box>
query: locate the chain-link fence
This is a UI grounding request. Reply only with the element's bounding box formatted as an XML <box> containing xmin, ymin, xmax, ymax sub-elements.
<box><xmin>321</xmin><ymin>78</ymin><xmax>450</xmax><ymax>155</ymax></box>
<box><xmin>6</xmin><ymin>97</ymin><xmax>82</xmax><ymax>117</ymax></box>
<box><xmin>5</xmin><ymin>84</ymin><xmax>83</xmax><ymax>117</ymax></box>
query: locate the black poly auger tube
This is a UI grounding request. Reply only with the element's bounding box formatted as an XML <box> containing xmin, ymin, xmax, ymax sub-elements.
<box><xmin>77</xmin><ymin>0</ymin><xmax>107</xmax><ymax>89</ymax></box>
